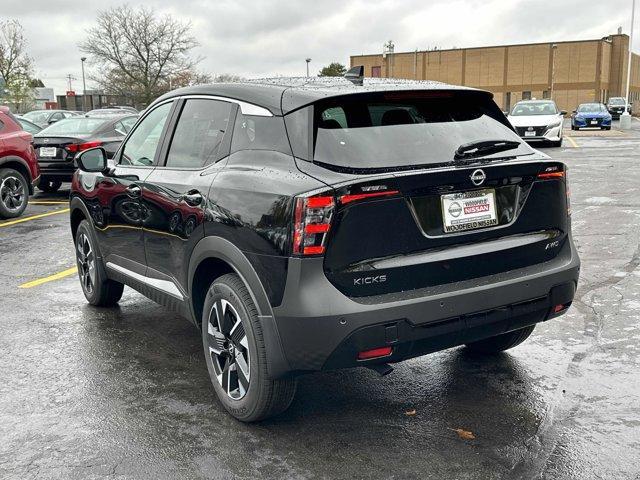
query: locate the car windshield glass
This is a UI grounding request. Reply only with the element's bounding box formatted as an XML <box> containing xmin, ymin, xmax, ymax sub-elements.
<box><xmin>23</xmin><ymin>111</ymin><xmax>49</xmax><ymax>123</ymax></box>
<box><xmin>312</xmin><ymin>93</ymin><xmax>531</xmax><ymax>171</ymax></box>
<box><xmin>17</xmin><ymin>119</ymin><xmax>41</xmax><ymax>134</ymax></box>
<box><xmin>510</xmin><ymin>102</ymin><xmax>558</xmax><ymax>116</ymax></box>
<box><xmin>40</xmin><ymin>118</ymin><xmax>107</xmax><ymax>135</ymax></box>
<box><xmin>577</xmin><ymin>104</ymin><xmax>604</xmax><ymax>113</ymax></box>
<box><xmin>608</xmin><ymin>98</ymin><xmax>625</xmax><ymax>106</ymax></box>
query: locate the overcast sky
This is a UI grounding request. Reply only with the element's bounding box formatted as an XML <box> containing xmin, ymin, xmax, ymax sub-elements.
<box><xmin>3</xmin><ymin>0</ymin><xmax>638</xmax><ymax>95</ymax></box>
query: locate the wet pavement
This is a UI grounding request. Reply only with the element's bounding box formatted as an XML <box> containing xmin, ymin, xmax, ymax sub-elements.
<box><xmin>1</xmin><ymin>120</ymin><xmax>640</xmax><ymax>479</ymax></box>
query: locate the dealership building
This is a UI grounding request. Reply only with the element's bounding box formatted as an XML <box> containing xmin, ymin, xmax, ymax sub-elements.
<box><xmin>350</xmin><ymin>32</ymin><xmax>639</xmax><ymax>113</ymax></box>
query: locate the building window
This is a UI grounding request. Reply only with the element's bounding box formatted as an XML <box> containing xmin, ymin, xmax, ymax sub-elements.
<box><xmin>371</xmin><ymin>66</ymin><xmax>381</xmax><ymax>78</ymax></box>
<box><xmin>522</xmin><ymin>91</ymin><xmax>532</xmax><ymax>100</ymax></box>
<box><xmin>542</xmin><ymin>90</ymin><xmax>550</xmax><ymax>99</ymax></box>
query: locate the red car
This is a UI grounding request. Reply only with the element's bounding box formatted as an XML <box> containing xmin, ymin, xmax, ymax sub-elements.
<box><xmin>0</xmin><ymin>106</ymin><xmax>40</xmax><ymax>219</ymax></box>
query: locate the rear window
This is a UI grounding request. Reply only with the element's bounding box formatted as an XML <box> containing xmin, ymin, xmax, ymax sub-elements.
<box><xmin>308</xmin><ymin>92</ymin><xmax>529</xmax><ymax>171</ymax></box>
<box><xmin>40</xmin><ymin>118</ymin><xmax>107</xmax><ymax>135</ymax></box>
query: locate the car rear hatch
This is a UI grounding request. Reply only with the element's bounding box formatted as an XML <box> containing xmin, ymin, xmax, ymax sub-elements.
<box><xmin>287</xmin><ymin>89</ymin><xmax>570</xmax><ymax>298</ymax></box>
<box><xmin>33</xmin><ymin>136</ymin><xmax>90</xmax><ymax>162</ymax></box>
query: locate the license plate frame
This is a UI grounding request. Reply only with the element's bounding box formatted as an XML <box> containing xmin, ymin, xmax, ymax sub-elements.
<box><xmin>39</xmin><ymin>146</ymin><xmax>57</xmax><ymax>157</ymax></box>
<box><xmin>441</xmin><ymin>189</ymin><xmax>499</xmax><ymax>233</ymax></box>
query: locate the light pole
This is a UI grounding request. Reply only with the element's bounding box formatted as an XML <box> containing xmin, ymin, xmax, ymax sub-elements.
<box><xmin>80</xmin><ymin>57</ymin><xmax>87</xmax><ymax>112</ymax></box>
<box><xmin>305</xmin><ymin>58</ymin><xmax>311</xmax><ymax>77</ymax></box>
<box><xmin>550</xmin><ymin>44</ymin><xmax>558</xmax><ymax>100</ymax></box>
<box><xmin>621</xmin><ymin>0</ymin><xmax>636</xmax><ymax>130</ymax></box>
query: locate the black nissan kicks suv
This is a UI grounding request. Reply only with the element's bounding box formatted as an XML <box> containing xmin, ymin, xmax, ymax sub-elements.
<box><xmin>70</xmin><ymin>76</ymin><xmax>580</xmax><ymax>422</ymax></box>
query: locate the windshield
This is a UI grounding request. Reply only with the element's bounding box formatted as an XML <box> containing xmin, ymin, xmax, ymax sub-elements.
<box><xmin>577</xmin><ymin>104</ymin><xmax>605</xmax><ymax>113</ymax></box>
<box><xmin>40</xmin><ymin>118</ymin><xmax>107</xmax><ymax>135</ymax></box>
<box><xmin>17</xmin><ymin>119</ymin><xmax>41</xmax><ymax>134</ymax></box>
<box><xmin>608</xmin><ymin>98</ymin><xmax>626</xmax><ymax>106</ymax></box>
<box><xmin>510</xmin><ymin>101</ymin><xmax>558</xmax><ymax>116</ymax></box>
<box><xmin>310</xmin><ymin>93</ymin><xmax>531</xmax><ymax>171</ymax></box>
<box><xmin>23</xmin><ymin>111</ymin><xmax>49</xmax><ymax>123</ymax></box>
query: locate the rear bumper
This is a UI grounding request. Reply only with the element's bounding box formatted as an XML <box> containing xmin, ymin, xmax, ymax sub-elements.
<box><xmin>269</xmin><ymin>236</ymin><xmax>580</xmax><ymax>377</ymax></box>
<box><xmin>37</xmin><ymin>161</ymin><xmax>75</xmax><ymax>182</ymax></box>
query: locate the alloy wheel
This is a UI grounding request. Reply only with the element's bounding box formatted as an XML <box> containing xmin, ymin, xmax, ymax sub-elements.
<box><xmin>76</xmin><ymin>232</ymin><xmax>96</xmax><ymax>295</ymax></box>
<box><xmin>206</xmin><ymin>299</ymin><xmax>251</xmax><ymax>400</ymax></box>
<box><xmin>0</xmin><ymin>175</ymin><xmax>25</xmax><ymax>212</ymax></box>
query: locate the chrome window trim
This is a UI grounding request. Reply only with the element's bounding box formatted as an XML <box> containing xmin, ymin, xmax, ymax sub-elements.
<box><xmin>176</xmin><ymin>94</ymin><xmax>273</xmax><ymax>117</ymax></box>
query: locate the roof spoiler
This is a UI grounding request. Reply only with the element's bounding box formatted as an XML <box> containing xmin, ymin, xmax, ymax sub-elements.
<box><xmin>344</xmin><ymin>65</ymin><xmax>364</xmax><ymax>86</ymax></box>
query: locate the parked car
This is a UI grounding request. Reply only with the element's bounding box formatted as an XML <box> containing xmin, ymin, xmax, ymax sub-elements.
<box><xmin>15</xmin><ymin>117</ymin><xmax>43</xmax><ymax>135</ymax></box>
<box><xmin>507</xmin><ymin>99</ymin><xmax>566</xmax><ymax>147</ymax></box>
<box><xmin>571</xmin><ymin>103</ymin><xmax>612</xmax><ymax>130</ymax></box>
<box><xmin>69</xmin><ymin>77</ymin><xmax>580</xmax><ymax>421</ymax></box>
<box><xmin>0</xmin><ymin>106</ymin><xmax>40</xmax><ymax>219</ymax></box>
<box><xmin>21</xmin><ymin>109</ymin><xmax>80</xmax><ymax>128</ymax></box>
<box><xmin>33</xmin><ymin>115</ymin><xmax>137</xmax><ymax>193</ymax></box>
<box><xmin>103</xmin><ymin>105</ymin><xmax>138</xmax><ymax>113</ymax></box>
<box><xmin>606</xmin><ymin>97</ymin><xmax>632</xmax><ymax>118</ymax></box>
<box><xmin>85</xmin><ymin>108</ymin><xmax>136</xmax><ymax>117</ymax></box>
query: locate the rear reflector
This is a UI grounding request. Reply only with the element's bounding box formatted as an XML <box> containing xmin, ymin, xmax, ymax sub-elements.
<box><xmin>357</xmin><ymin>346</ymin><xmax>393</xmax><ymax>360</ymax></box>
<box><xmin>537</xmin><ymin>171</ymin><xmax>564</xmax><ymax>179</ymax></box>
<box><xmin>553</xmin><ymin>304</ymin><xmax>567</xmax><ymax>313</ymax></box>
<box><xmin>339</xmin><ymin>190</ymin><xmax>400</xmax><ymax>205</ymax></box>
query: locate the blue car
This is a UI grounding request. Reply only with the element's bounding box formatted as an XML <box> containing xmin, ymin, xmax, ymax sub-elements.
<box><xmin>571</xmin><ymin>103</ymin><xmax>612</xmax><ymax>130</ymax></box>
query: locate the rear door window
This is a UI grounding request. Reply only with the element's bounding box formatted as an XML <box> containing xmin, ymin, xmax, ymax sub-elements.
<box><xmin>164</xmin><ymin>99</ymin><xmax>233</xmax><ymax>169</ymax></box>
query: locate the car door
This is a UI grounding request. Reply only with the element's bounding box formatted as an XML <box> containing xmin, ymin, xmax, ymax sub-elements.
<box><xmin>141</xmin><ymin>97</ymin><xmax>236</xmax><ymax>296</ymax></box>
<box><xmin>92</xmin><ymin>100</ymin><xmax>175</xmax><ymax>277</ymax></box>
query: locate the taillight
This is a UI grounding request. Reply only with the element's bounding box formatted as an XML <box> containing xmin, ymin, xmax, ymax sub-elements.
<box><xmin>537</xmin><ymin>171</ymin><xmax>564</xmax><ymax>179</ymax></box>
<box><xmin>292</xmin><ymin>194</ymin><xmax>335</xmax><ymax>256</ymax></box>
<box><xmin>66</xmin><ymin>141</ymin><xmax>103</xmax><ymax>153</ymax></box>
<box><xmin>339</xmin><ymin>190</ymin><xmax>400</xmax><ymax>205</ymax></box>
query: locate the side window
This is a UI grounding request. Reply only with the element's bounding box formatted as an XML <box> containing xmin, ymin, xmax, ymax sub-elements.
<box><xmin>321</xmin><ymin>107</ymin><xmax>348</xmax><ymax>128</ymax></box>
<box><xmin>51</xmin><ymin>112</ymin><xmax>64</xmax><ymax>122</ymax></box>
<box><xmin>120</xmin><ymin>102</ymin><xmax>173</xmax><ymax>166</ymax></box>
<box><xmin>165</xmin><ymin>99</ymin><xmax>232</xmax><ymax>168</ymax></box>
<box><xmin>115</xmin><ymin>117</ymin><xmax>137</xmax><ymax>135</ymax></box>
<box><xmin>231</xmin><ymin>111</ymin><xmax>290</xmax><ymax>154</ymax></box>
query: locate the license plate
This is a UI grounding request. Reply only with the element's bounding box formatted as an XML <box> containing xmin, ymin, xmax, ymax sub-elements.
<box><xmin>590</xmin><ymin>120</ymin><xmax>598</xmax><ymax>125</ymax></box>
<box><xmin>441</xmin><ymin>189</ymin><xmax>498</xmax><ymax>233</ymax></box>
<box><xmin>39</xmin><ymin>147</ymin><xmax>57</xmax><ymax>157</ymax></box>
<box><xmin>524</xmin><ymin>131</ymin><xmax>536</xmax><ymax>137</ymax></box>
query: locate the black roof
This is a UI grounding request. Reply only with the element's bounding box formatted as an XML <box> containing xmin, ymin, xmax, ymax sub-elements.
<box><xmin>154</xmin><ymin>77</ymin><xmax>488</xmax><ymax>116</ymax></box>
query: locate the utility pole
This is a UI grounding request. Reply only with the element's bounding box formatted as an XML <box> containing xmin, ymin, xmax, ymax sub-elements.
<box><xmin>65</xmin><ymin>74</ymin><xmax>76</xmax><ymax>92</ymax></box>
<box><xmin>621</xmin><ymin>0</ymin><xmax>636</xmax><ymax>130</ymax></box>
<box><xmin>80</xmin><ymin>57</ymin><xmax>87</xmax><ymax>112</ymax></box>
<box><xmin>305</xmin><ymin>58</ymin><xmax>311</xmax><ymax>77</ymax></box>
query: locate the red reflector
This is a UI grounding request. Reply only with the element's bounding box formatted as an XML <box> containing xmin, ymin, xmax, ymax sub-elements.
<box><xmin>303</xmin><ymin>245</ymin><xmax>325</xmax><ymax>255</ymax></box>
<box><xmin>305</xmin><ymin>223</ymin><xmax>330</xmax><ymax>234</ymax></box>
<box><xmin>307</xmin><ymin>196</ymin><xmax>334</xmax><ymax>208</ymax></box>
<box><xmin>553</xmin><ymin>304</ymin><xmax>566</xmax><ymax>313</ymax></box>
<box><xmin>339</xmin><ymin>190</ymin><xmax>400</xmax><ymax>205</ymax></box>
<box><xmin>357</xmin><ymin>346</ymin><xmax>393</xmax><ymax>360</ymax></box>
<box><xmin>538</xmin><ymin>171</ymin><xmax>564</xmax><ymax>179</ymax></box>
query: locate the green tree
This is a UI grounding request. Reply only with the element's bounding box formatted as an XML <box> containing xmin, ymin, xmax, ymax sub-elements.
<box><xmin>5</xmin><ymin>74</ymin><xmax>35</xmax><ymax>113</ymax></box>
<box><xmin>318</xmin><ymin>62</ymin><xmax>347</xmax><ymax>77</ymax></box>
<box><xmin>29</xmin><ymin>78</ymin><xmax>45</xmax><ymax>88</ymax></box>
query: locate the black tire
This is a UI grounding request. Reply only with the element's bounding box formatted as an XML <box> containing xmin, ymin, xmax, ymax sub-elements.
<box><xmin>605</xmin><ymin>126</ymin><xmax>611</xmax><ymax>131</ymax></box>
<box><xmin>75</xmin><ymin>220</ymin><xmax>124</xmax><ymax>306</ymax></box>
<box><xmin>465</xmin><ymin>325</ymin><xmax>535</xmax><ymax>354</ymax></box>
<box><xmin>37</xmin><ymin>178</ymin><xmax>62</xmax><ymax>193</ymax></box>
<box><xmin>0</xmin><ymin>167</ymin><xmax>29</xmax><ymax>219</ymax></box>
<box><xmin>202</xmin><ymin>273</ymin><xmax>296</xmax><ymax>422</ymax></box>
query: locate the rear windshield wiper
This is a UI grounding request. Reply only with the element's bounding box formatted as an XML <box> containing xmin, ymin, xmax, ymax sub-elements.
<box><xmin>454</xmin><ymin>139</ymin><xmax>521</xmax><ymax>162</ymax></box>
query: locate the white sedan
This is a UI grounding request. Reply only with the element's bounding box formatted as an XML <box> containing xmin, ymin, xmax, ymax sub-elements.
<box><xmin>507</xmin><ymin>100</ymin><xmax>566</xmax><ymax>147</ymax></box>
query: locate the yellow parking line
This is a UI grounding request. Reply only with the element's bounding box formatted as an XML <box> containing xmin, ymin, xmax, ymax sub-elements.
<box><xmin>566</xmin><ymin>136</ymin><xmax>579</xmax><ymax>148</ymax></box>
<box><xmin>0</xmin><ymin>208</ymin><xmax>70</xmax><ymax>228</ymax></box>
<box><xmin>30</xmin><ymin>201</ymin><xmax>69</xmax><ymax>205</ymax></box>
<box><xmin>19</xmin><ymin>266</ymin><xmax>77</xmax><ymax>289</ymax></box>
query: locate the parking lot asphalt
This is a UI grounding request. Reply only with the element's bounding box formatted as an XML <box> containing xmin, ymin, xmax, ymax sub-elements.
<box><xmin>1</xmin><ymin>120</ymin><xmax>640</xmax><ymax>480</ymax></box>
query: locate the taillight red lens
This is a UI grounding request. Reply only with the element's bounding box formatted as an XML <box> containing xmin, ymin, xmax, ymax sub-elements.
<box><xmin>293</xmin><ymin>194</ymin><xmax>335</xmax><ymax>255</ymax></box>
<box><xmin>66</xmin><ymin>141</ymin><xmax>103</xmax><ymax>153</ymax></box>
<box><xmin>537</xmin><ymin>171</ymin><xmax>564</xmax><ymax>179</ymax></box>
<box><xmin>339</xmin><ymin>190</ymin><xmax>400</xmax><ymax>205</ymax></box>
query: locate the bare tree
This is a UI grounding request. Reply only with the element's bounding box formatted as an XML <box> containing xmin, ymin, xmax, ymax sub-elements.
<box><xmin>213</xmin><ymin>73</ymin><xmax>244</xmax><ymax>83</ymax></box>
<box><xmin>0</xmin><ymin>19</ymin><xmax>33</xmax><ymax>87</ymax></box>
<box><xmin>79</xmin><ymin>6</ymin><xmax>204</xmax><ymax>105</ymax></box>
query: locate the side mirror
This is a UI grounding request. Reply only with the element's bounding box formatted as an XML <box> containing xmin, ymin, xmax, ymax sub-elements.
<box><xmin>572</xmin><ymin>110</ymin><xmax>577</xmax><ymax>114</ymax></box>
<box><xmin>75</xmin><ymin>147</ymin><xmax>107</xmax><ymax>172</ymax></box>
<box><xmin>560</xmin><ymin>110</ymin><xmax>567</xmax><ymax>116</ymax></box>
<box><xmin>48</xmin><ymin>118</ymin><xmax>59</xmax><ymax>124</ymax></box>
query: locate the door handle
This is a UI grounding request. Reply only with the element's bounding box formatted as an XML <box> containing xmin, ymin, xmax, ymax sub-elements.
<box><xmin>125</xmin><ymin>184</ymin><xmax>142</xmax><ymax>198</ymax></box>
<box><xmin>180</xmin><ymin>190</ymin><xmax>203</xmax><ymax>206</ymax></box>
